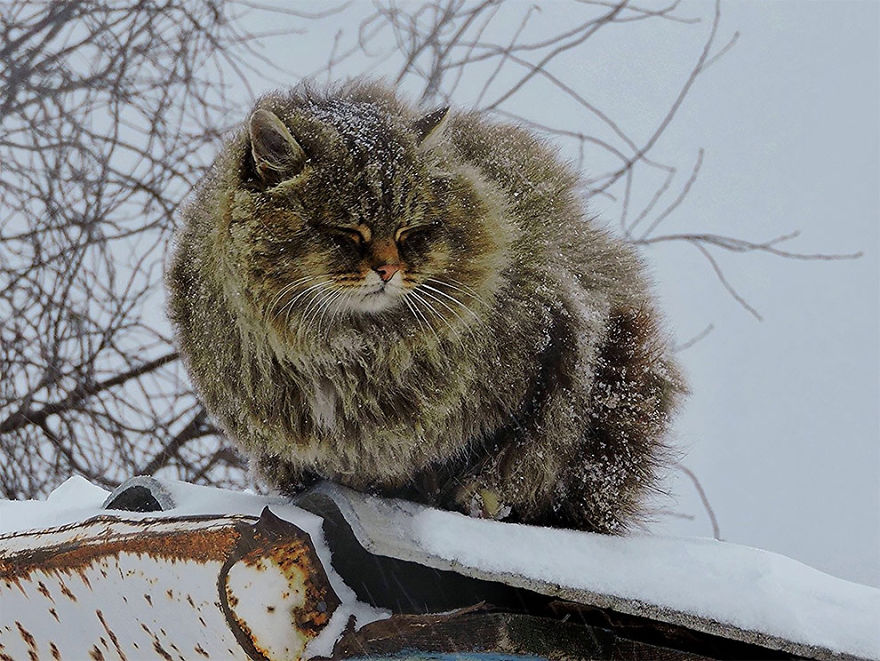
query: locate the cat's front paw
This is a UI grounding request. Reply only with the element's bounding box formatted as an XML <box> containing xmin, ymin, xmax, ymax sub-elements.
<box><xmin>463</xmin><ymin>487</ymin><xmax>512</xmax><ymax>521</ymax></box>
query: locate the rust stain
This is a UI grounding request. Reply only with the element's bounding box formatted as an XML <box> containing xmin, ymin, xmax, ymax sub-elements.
<box><xmin>37</xmin><ymin>580</ymin><xmax>54</xmax><ymax>603</ymax></box>
<box><xmin>8</xmin><ymin>577</ymin><xmax>27</xmax><ymax>597</ymax></box>
<box><xmin>144</xmin><ymin>593</ymin><xmax>152</xmax><ymax>606</ymax></box>
<box><xmin>221</xmin><ymin>509</ymin><xmax>341</xmax><ymax>659</ymax></box>
<box><xmin>269</xmin><ymin>539</ymin><xmax>336</xmax><ymax>636</ymax></box>
<box><xmin>59</xmin><ymin>583</ymin><xmax>77</xmax><ymax>602</ymax></box>
<box><xmin>88</xmin><ymin>645</ymin><xmax>104</xmax><ymax>661</ymax></box>
<box><xmin>0</xmin><ymin>516</ymin><xmax>245</xmax><ymax>583</ymax></box>
<box><xmin>138</xmin><ymin>621</ymin><xmax>174</xmax><ymax>661</ymax></box>
<box><xmin>49</xmin><ymin>642</ymin><xmax>60</xmax><ymax>660</ymax></box>
<box><xmin>16</xmin><ymin>620</ymin><xmax>39</xmax><ymax>661</ymax></box>
<box><xmin>15</xmin><ymin>621</ymin><xmax>36</xmax><ymax>650</ymax></box>
<box><xmin>49</xmin><ymin>607</ymin><xmax>59</xmax><ymax>622</ymax></box>
<box><xmin>194</xmin><ymin>643</ymin><xmax>210</xmax><ymax>657</ymax></box>
<box><xmin>151</xmin><ymin>640</ymin><xmax>173</xmax><ymax>661</ymax></box>
<box><xmin>96</xmin><ymin>609</ymin><xmax>127</xmax><ymax>661</ymax></box>
<box><xmin>78</xmin><ymin>570</ymin><xmax>92</xmax><ymax>590</ymax></box>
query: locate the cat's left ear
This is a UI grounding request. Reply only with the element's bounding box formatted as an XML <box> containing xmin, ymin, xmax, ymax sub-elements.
<box><xmin>413</xmin><ymin>107</ymin><xmax>450</xmax><ymax>149</ymax></box>
<box><xmin>249</xmin><ymin>109</ymin><xmax>307</xmax><ymax>186</ymax></box>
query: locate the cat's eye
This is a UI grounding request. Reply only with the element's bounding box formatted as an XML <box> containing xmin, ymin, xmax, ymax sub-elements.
<box><xmin>396</xmin><ymin>224</ymin><xmax>434</xmax><ymax>244</ymax></box>
<box><xmin>327</xmin><ymin>227</ymin><xmax>364</xmax><ymax>247</ymax></box>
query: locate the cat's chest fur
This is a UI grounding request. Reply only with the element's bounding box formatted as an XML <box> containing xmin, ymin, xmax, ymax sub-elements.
<box><xmin>281</xmin><ymin>334</ymin><xmax>452</xmax><ymax>432</ymax></box>
<box><xmin>279</xmin><ymin>321</ymin><xmax>531</xmax><ymax>465</ymax></box>
<box><xmin>308</xmin><ymin>376</ymin><xmax>339</xmax><ymax>431</ymax></box>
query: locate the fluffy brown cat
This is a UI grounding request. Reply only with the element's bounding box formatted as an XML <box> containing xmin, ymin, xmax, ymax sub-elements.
<box><xmin>167</xmin><ymin>80</ymin><xmax>685</xmax><ymax>533</ymax></box>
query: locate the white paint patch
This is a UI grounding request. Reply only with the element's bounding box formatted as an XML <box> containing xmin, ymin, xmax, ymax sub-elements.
<box><xmin>226</xmin><ymin>556</ymin><xmax>309</xmax><ymax>659</ymax></box>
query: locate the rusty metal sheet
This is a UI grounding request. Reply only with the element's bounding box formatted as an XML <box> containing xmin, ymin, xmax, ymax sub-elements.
<box><xmin>0</xmin><ymin>507</ymin><xmax>339</xmax><ymax>661</ymax></box>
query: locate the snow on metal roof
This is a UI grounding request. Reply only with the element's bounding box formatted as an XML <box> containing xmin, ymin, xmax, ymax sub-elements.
<box><xmin>297</xmin><ymin>483</ymin><xmax>880</xmax><ymax>661</ymax></box>
<box><xmin>1</xmin><ymin>476</ymin><xmax>877</xmax><ymax>660</ymax></box>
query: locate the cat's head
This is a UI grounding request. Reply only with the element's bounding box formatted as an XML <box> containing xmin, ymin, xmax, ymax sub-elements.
<box><xmin>222</xmin><ymin>87</ymin><xmax>513</xmax><ymax>340</ymax></box>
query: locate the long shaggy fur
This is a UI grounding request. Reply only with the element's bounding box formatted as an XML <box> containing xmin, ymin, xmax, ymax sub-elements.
<box><xmin>167</xmin><ymin>80</ymin><xmax>686</xmax><ymax>533</ymax></box>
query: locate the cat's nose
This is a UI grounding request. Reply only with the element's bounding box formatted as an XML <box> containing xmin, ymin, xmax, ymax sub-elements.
<box><xmin>374</xmin><ymin>264</ymin><xmax>400</xmax><ymax>282</ymax></box>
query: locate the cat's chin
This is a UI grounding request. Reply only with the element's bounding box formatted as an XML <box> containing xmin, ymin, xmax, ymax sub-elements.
<box><xmin>345</xmin><ymin>289</ymin><xmax>402</xmax><ymax>315</ymax></box>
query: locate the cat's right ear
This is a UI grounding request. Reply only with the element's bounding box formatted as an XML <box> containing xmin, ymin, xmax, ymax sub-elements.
<box><xmin>413</xmin><ymin>107</ymin><xmax>450</xmax><ymax>150</ymax></box>
<box><xmin>248</xmin><ymin>109</ymin><xmax>307</xmax><ymax>186</ymax></box>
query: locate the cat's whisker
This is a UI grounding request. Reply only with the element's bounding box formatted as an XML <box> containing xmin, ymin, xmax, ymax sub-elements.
<box><xmin>400</xmin><ymin>291</ymin><xmax>428</xmax><ymax>336</ymax></box>
<box><xmin>444</xmin><ymin>276</ymin><xmax>483</xmax><ymax>295</ymax></box>
<box><xmin>273</xmin><ymin>281</ymin><xmax>318</xmax><ymax>321</ymax></box>
<box><xmin>315</xmin><ymin>287</ymin><xmax>349</xmax><ymax>335</ymax></box>
<box><xmin>305</xmin><ymin>288</ymin><xmax>335</xmax><ymax>336</ymax></box>
<box><xmin>418</xmin><ymin>283</ymin><xmax>482</xmax><ymax>323</ymax></box>
<box><xmin>408</xmin><ymin>290</ymin><xmax>448</xmax><ymax>347</ymax></box>
<box><xmin>406</xmin><ymin>291</ymin><xmax>442</xmax><ymax>345</ymax></box>
<box><xmin>414</xmin><ymin>293</ymin><xmax>459</xmax><ymax>346</ymax></box>
<box><xmin>328</xmin><ymin>288</ymin><xmax>356</xmax><ymax>327</ymax></box>
<box><xmin>288</xmin><ymin>283</ymin><xmax>330</xmax><ymax>332</ymax></box>
<box><xmin>417</xmin><ymin>287</ymin><xmax>470</xmax><ymax>330</ymax></box>
<box><xmin>299</xmin><ymin>284</ymin><xmax>336</xmax><ymax>337</ymax></box>
<box><xmin>419</xmin><ymin>285</ymin><xmax>484</xmax><ymax>339</ymax></box>
<box><xmin>416</xmin><ymin>288</ymin><xmax>474</xmax><ymax>347</ymax></box>
<box><xmin>427</xmin><ymin>275</ymin><xmax>485</xmax><ymax>303</ymax></box>
<box><xmin>276</xmin><ymin>280</ymin><xmax>329</xmax><ymax>323</ymax></box>
<box><xmin>422</xmin><ymin>276</ymin><xmax>490</xmax><ymax>313</ymax></box>
<box><xmin>269</xmin><ymin>276</ymin><xmax>317</xmax><ymax>320</ymax></box>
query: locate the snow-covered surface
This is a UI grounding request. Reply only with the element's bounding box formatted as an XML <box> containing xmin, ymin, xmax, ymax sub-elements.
<box><xmin>307</xmin><ymin>482</ymin><xmax>880</xmax><ymax>661</ymax></box>
<box><xmin>2</xmin><ymin>477</ymin><xmax>878</xmax><ymax>660</ymax></box>
<box><xmin>0</xmin><ymin>476</ymin><xmax>386</xmax><ymax>660</ymax></box>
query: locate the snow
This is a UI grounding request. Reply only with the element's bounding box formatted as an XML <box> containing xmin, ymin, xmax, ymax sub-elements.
<box><xmin>2</xmin><ymin>477</ymin><xmax>878</xmax><ymax>660</ymax></box>
<box><xmin>0</xmin><ymin>475</ymin><xmax>111</xmax><ymax>533</ymax></box>
<box><xmin>319</xmin><ymin>484</ymin><xmax>880</xmax><ymax>660</ymax></box>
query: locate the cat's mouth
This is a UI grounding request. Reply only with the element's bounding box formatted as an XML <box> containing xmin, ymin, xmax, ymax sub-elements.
<box><xmin>346</xmin><ymin>276</ymin><xmax>403</xmax><ymax>314</ymax></box>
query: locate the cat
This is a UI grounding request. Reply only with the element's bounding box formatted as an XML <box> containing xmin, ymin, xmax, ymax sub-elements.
<box><xmin>166</xmin><ymin>79</ymin><xmax>685</xmax><ymax>533</ymax></box>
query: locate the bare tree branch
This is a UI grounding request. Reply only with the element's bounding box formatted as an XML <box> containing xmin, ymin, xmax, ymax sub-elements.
<box><xmin>677</xmin><ymin>464</ymin><xmax>722</xmax><ymax>540</ymax></box>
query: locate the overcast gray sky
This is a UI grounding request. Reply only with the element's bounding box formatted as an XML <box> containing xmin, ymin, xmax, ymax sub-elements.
<box><xmin>232</xmin><ymin>0</ymin><xmax>878</xmax><ymax>586</ymax></box>
<box><xmin>638</xmin><ymin>0</ymin><xmax>879</xmax><ymax>588</ymax></box>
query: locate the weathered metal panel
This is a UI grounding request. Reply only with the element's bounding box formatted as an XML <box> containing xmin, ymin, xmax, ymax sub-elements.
<box><xmin>321</xmin><ymin>607</ymin><xmax>710</xmax><ymax>661</ymax></box>
<box><xmin>0</xmin><ymin>508</ymin><xmax>339</xmax><ymax>661</ymax></box>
